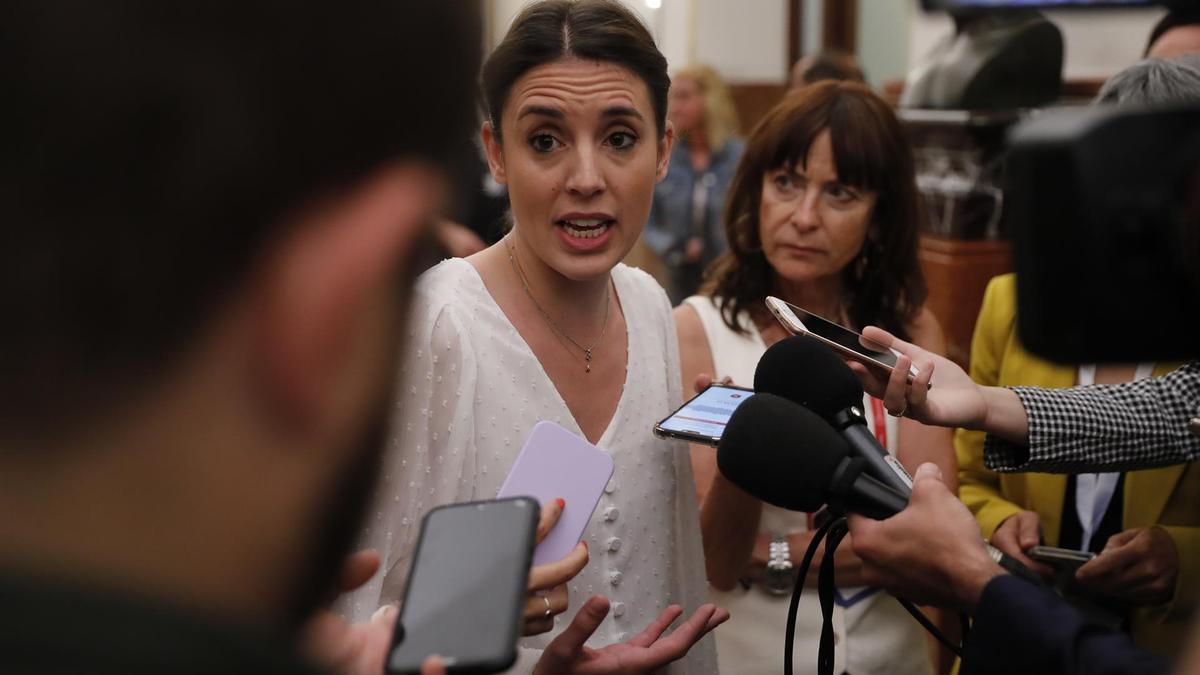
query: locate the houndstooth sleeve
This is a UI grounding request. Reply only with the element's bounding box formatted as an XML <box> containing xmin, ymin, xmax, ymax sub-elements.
<box><xmin>984</xmin><ymin>361</ymin><xmax>1200</xmax><ymax>473</ymax></box>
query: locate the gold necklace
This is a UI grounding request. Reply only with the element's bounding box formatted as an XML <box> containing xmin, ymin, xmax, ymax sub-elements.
<box><xmin>506</xmin><ymin>238</ymin><xmax>611</xmax><ymax>374</ymax></box>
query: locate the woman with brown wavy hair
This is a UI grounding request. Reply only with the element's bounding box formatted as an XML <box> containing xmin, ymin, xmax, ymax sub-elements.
<box><xmin>674</xmin><ymin>81</ymin><xmax>955</xmax><ymax>675</ymax></box>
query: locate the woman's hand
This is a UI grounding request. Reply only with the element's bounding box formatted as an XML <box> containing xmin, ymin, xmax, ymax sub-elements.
<box><xmin>524</xmin><ymin>497</ymin><xmax>590</xmax><ymax>636</ymax></box>
<box><xmin>532</xmin><ymin>596</ymin><xmax>730</xmax><ymax>675</ymax></box>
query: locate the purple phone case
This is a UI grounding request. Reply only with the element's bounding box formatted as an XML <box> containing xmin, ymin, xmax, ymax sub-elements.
<box><xmin>496</xmin><ymin>421</ymin><xmax>615</xmax><ymax>566</ymax></box>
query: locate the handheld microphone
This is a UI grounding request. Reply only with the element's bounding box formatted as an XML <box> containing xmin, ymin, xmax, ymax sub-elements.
<box><xmin>716</xmin><ymin>393</ymin><xmax>907</xmax><ymax>519</ymax></box>
<box><xmin>755</xmin><ymin>336</ymin><xmax>914</xmax><ymax>496</ymax></box>
<box><xmin>724</xmin><ymin>384</ymin><xmax>1043</xmax><ymax>586</ymax></box>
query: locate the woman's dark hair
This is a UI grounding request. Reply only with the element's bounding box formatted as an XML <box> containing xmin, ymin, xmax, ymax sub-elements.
<box><xmin>704</xmin><ymin>81</ymin><xmax>927</xmax><ymax>340</ymax></box>
<box><xmin>481</xmin><ymin>0</ymin><xmax>670</xmax><ymax>139</ymax></box>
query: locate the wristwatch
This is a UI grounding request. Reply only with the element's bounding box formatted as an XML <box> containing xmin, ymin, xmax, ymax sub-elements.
<box><xmin>763</xmin><ymin>535</ymin><xmax>799</xmax><ymax>596</ymax></box>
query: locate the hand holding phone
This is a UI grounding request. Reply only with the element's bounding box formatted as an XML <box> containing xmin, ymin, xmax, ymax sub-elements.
<box><xmin>387</xmin><ymin>498</ymin><xmax>538</xmax><ymax>674</ymax></box>
<box><xmin>1027</xmin><ymin>545</ymin><xmax>1096</xmax><ymax>571</ymax></box>
<box><xmin>654</xmin><ymin>383</ymin><xmax>754</xmax><ymax>446</ymax></box>
<box><xmin>765</xmin><ymin>296</ymin><xmax>921</xmax><ymax>383</ymax></box>
<box><xmin>496</xmin><ymin>421</ymin><xmax>613</xmax><ymax>566</ymax></box>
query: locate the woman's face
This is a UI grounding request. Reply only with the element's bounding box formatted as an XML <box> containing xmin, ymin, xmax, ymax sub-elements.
<box><xmin>668</xmin><ymin>75</ymin><xmax>705</xmax><ymax>138</ymax></box>
<box><xmin>758</xmin><ymin>129</ymin><xmax>877</xmax><ymax>288</ymax></box>
<box><xmin>483</xmin><ymin>57</ymin><xmax>672</xmax><ymax>281</ymax></box>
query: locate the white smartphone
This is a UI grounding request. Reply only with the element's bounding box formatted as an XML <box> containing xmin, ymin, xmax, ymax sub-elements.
<box><xmin>496</xmin><ymin>421</ymin><xmax>614</xmax><ymax>566</ymax></box>
<box><xmin>653</xmin><ymin>383</ymin><xmax>755</xmax><ymax>446</ymax></box>
<box><xmin>765</xmin><ymin>296</ymin><xmax>920</xmax><ymax>383</ymax></box>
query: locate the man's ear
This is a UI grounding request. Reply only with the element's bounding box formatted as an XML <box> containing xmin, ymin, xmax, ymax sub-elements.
<box><xmin>656</xmin><ymin>121</ymin><xmax>675</xmax><ymax>183</ymax></box>
<box><xmin>481</xmin><ymin>121</ymin><xmax>508</xmax><ymax>186</ymax></box>
<box><xmin>254</xmin><ymin>163</ymin><xmax>442</xmax><ymax>429</ymax></box>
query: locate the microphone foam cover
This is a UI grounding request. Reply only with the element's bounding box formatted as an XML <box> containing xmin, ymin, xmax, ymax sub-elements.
<box><xmin>716</xmin><ymin>392</ymin><xmax>849</xmax><ymax>512</ymax></box>
<box><xmin>754</xmin><ymin>335</ymin><xmax>865</xmax><ymax>421</ymax></box>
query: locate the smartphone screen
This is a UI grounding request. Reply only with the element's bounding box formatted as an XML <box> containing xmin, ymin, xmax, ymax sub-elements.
<box><xmin>654</xmin><ymin>384</ymin><xmax>754</xmax><ymax>445</ymax></box>
<box><xmin>388</xmin><ymin>497</ymin><xmax>538</xmax><ymax>674</ymax></box>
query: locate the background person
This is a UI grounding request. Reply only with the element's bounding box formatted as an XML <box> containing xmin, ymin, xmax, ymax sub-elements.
<box><xmin>644</xmin><ymin>63</ymin><xmax>744</xmax><ymax>303</ymax></box>
<box><xmin>676</xmin><ymin>81</ymin><xmax>953</xmax><ymax>675</ymax></box>
<box><xmin>343</xmin><ymin>2</ymin><xmax>727</xmax><ymax>673</ymax></box>
<box><xmin>1146</xmin><ymin>7</ymin><xmax>1200</xmax><ymax>60</ymax></box>
<box><xmin>789</xmin><ymin>51</ymin><xmax>866</xmax><ymax>89</ymax></box>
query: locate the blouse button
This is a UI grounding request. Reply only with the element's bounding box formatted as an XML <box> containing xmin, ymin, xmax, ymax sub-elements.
<box><xmin>603</xmin><ymin>507</ymin><xmax>620</xmax><ymax>522</ymax></box>
<box><xmin>604</xmin><ymin>479</ymin><xmax>617</xmax><ymax>495</ymax></box>
<box><xmin>609</xmin><ymin>571</ymin><xmax>623</xmax><ymax>586</ymax></box>
<box><xmin>606</xmin><ymin>537</ymin><xmax>622</xmax><ymax>553</ymax></box>
<box><xmin>1190</xmin><ymin>417</ymin><xmax>1200</xmax><ymax>439</ymax></box>
<box><xmin>612</xmin><ymin>602</ymin><xmax>626</xmax><ymax>618</ymax></box>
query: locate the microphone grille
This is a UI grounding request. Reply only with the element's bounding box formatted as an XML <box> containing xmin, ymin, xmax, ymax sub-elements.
<box><xmin>716</xmin><ymin>392</ymin><xmax>849</xmax><ymax>512</ymax></box>
<box><xmin>754</xmin><ymin>335</ymin><xmax>864</xmax><ymax>420</ymax></box>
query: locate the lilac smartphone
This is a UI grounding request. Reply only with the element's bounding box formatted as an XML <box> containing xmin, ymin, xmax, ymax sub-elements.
<box><xmin>496</xmin><ymin>421</ymin><xmax>615</xmax><ymax>565</ymax></box>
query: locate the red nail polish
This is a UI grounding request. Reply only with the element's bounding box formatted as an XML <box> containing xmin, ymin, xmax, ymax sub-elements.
<box><xmin>556</xmin><ymin>498</ymin><xmax>565</xmax><ymax>509</ymax></box>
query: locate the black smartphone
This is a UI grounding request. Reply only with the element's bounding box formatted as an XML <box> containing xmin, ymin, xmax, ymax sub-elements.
<box><xmin>387</xmin><ymin>497</ymin><xmax>539</xmax><ymax>674</ymax></box>
<box><xmin>1027</xmin><ymin>545</ymin><xmax>1096</xmax><ymax>571</ymax></box>
<box><xmin>653</xmin><ymin>383</ymin><xmax>754</xmax><ymax>446</ymax></box>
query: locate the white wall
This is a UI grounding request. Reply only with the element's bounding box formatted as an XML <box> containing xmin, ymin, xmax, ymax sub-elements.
<box><xmin>486</xmin><ymin>0</ymin><xmax>788</xmax><ymax>83</ymax></box>
<box><xmin>693</xmin><ymin>0</ymin><xmax>789</xmax><ymax>81</ymax></box>
<box><xmin>906</xmin><ymin>2</ymin><xmax>1168</xmax><ymax>81</ymax></box>
<box><xmin>857</xmin><ymin>1</ymin><xmax>912</xmax><ymax>88</ymax></box>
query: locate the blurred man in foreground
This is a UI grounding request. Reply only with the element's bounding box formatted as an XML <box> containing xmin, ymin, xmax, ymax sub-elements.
<box><xmin>0</xmin><ymin>2</ymin><xmax>477</xmax><ymax>673</ymax></box>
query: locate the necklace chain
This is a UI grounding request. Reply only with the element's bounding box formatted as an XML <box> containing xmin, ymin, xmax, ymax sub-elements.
<box><xmin>506</xmin><ymin>238</ymin><xmax>611</xmax><ymax>373</ymax></box>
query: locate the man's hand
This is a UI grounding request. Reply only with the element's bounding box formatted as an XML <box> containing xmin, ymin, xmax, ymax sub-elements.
<box><xmin>533</xmin><ymin>596</ymin><xmax>729</xmax><ymax>675</ymax></box>
<box><xmin>1075</xmin><ymin>527</ymin><xmax>1180</xmax><ymax>606</ymax></box>
<box><xmin>525</xmin><ymin>498</ymin><xmax>590</xmax><ymax>636</ymax></box>
<box><xmin>435</xmin><ymin>220</ymin><xmax>486</xmax><ymax>258</ymax></box>
<box><xmin>301</xmin><ymin>550</ymin><xmax>396</xmax><ymax>675</ymax></box>
<box><xmin>991</xmin><ymin>511</ymin><xmax>1054</xmax><ymax>579</ymax></box>
<box><xmin>682</xmin><ymin>237</ymin><xmax>704</xmax><ymax>264</ymax></box>
<box><xmin>848</xmin><ymin>463</ymin><xmax>1005</xmax><ymax>611</ymax></box>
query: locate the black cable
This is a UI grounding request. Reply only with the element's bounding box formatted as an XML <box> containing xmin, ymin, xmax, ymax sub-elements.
<box><xmin>896</xmin><ymin>597</ymin><xmax>964</xmax><ymax>658</ymax></box>
<box><xmin>816</xmin><ymin>518</ymin><xmax>850</xmax><ymax>675</ymax></box>
<box><xmin>784</xmin><ymin>514</ymin><xmax>837</xmax><ymax>675</ymax></box>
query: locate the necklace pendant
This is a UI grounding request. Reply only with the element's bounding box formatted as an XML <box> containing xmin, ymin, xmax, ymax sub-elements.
<box><xmin>584</xmin><ymin>349</ymin><xmax>593</xmax><ymax>374</ymax></box>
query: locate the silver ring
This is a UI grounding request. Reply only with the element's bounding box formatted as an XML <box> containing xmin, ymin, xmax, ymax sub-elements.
<box><xmin>889</xmin><ymin>401</ymin><xmax>908</xmax><ymax>418</ymax></box>
<box><xmin>542</xmin><ymin>594</ymin><xmax>553</xmax><ymax>619</ymax></box>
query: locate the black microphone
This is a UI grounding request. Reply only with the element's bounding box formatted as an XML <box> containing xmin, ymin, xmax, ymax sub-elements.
<box><xmin>721</xmin><ymin>387</ymin><xmax>1043</xmax><ymax>586</ymax></box>
<box><xmin>716</xmin><ymin>392</ymin><xmax>907</xmax><ymax>519</ymax></box>
<box><xmin>755</xmin><ymin>336</ymin><xmax>914</xmax><ymax>496</ymax></box>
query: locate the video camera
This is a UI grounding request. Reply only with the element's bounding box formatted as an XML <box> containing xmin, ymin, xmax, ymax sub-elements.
<box><xmin>916</xmin><ymin>0</ymin><xmax>1200</xmax><ymax>362</ymax></box>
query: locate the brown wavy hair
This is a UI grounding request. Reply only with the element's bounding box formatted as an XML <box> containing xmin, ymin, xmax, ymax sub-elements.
<box><xmin>703</xmin><ymin>81</ymin><xmax>927</xmax><ymax>340</ymax></box>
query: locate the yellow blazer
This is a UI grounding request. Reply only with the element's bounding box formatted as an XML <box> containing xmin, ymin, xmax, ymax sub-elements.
<box><xmin>957</xmin><ymin>274</ymin><xmax>1200</xmax><ymax>656</ymax></box>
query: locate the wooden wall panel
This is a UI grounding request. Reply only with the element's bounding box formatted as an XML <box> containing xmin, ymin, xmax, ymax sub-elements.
<box><xmin>729</xmin><ymin>83</ymin><xmax>789</xmax><ymax>136</ymax></box>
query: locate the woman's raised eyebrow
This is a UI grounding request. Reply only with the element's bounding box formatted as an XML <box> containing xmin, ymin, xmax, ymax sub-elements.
<box><xmin>602</xmin><ymin>106</ymin><xmax>644</xmax><ymax>121</ymax></box>
<box><xmin>517</xmin><ymin>104</ymin><xmax>565</xmax><ymax>120</ymax></box>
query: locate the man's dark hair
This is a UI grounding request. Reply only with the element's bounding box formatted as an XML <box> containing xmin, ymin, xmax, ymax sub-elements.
<box><xmin>0</xmin><ymin>2</ymin><xmax>480</xmax><ymax>435</ymax></box>
<box><xmin>1147</xmin><ymin>7</ymin><xmax>1200</xmax><ymax>56</ymax></box>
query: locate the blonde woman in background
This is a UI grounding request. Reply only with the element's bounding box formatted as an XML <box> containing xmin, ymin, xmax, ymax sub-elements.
<box><xmin>644</xmin><ymin>64</ymin><xmax>745</xmax><ymax>302</ymax></box>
